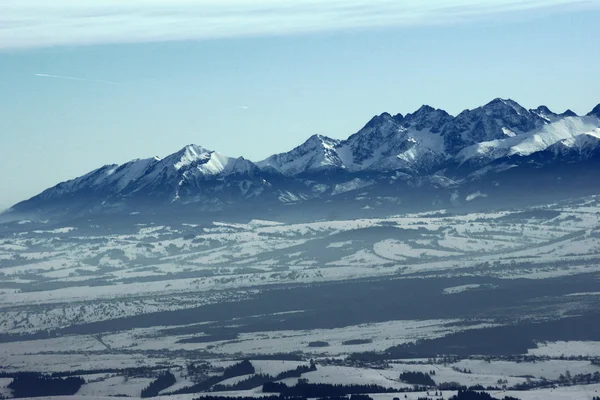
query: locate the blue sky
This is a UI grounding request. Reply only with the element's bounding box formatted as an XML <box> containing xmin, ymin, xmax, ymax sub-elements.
<box><xmin>1</xmin><ymin>0</ymin><xmax>599</xmax><ymax>210</ymax></box>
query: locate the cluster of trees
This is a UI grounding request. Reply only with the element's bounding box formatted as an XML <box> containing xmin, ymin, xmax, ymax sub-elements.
<box><xmin>166</xmin><ymin>360</ymin><xmax>255</xmax><ymax>395</ymax></box>
<box><xmin>213</xmin><ymin>364</ymin><xmax>318</xmax><ymax>391</ymax></box>
<box><xmin>275</xmin><ymin>363</ymin><xmax>317</xmax><ymax>380</ymax></box>
<box><xmin>167</xmin><ymin>360</ymin><xmax>260</xmax><ymax>395</ymax></box>
<box><xmin>399</xmin><ymin>372</ymin><xmax>436</xmax><ymax>386</ymax></box>
<box><xmin>341</xmin><ymin>339</ymin><xmax>373</xmax><ymax>346</ymax></box>
<box><xmin>263</xmin><ymin>381</ymin><xmax>398</xmax><ymax>397</ymax></box>
<box><xmin>508</xmin><ymin>370</ymin><xmax>600</xmax><ymax>391</ymax></box>
<box><xmin>187</xmin><ymin>362</ymin><xmax>211</xmax><ymax>375</ymax></box>
<box><xmin>308</xmin><ymin>341</ymin><xmax>330</xmax><ymax>348</ymax></box>
<box><xmin>452</xmin><ymin>367</ymin><xmax>472</xmax><ymax>374</ymax></box>
<box><xmin>167</xmin><ymin>375</ymin><xmax>223</xmax><ymax>394</ymax></box>
<box><xmin>0</xmin><ymin>365</ymin><xmax>168</xmax><ymax>379</ymax></box>
<box><xmin>141</xmin><ymin>371</ymin><xmax>176</xmax><ymax>398</ymax></box>
<box><xmin>558</xmin><ymin>370</ymin><xmax>600</xmax><ymax>385</ymax></box>
<box><xmin>222</xmin><ymin>360</ymin><xmax>255</xmax><ymax>379</ymax></box>
<box><xmin>448</xmin><ymin>390</ymin><xmax>520</xmax><ymax>400</ymax></box>
<box><xmin>7</xmin><ymin>373</ymin><xmax>85</xmax><ymax>398</ymax></box>
<box><xmin>213</xmin><ymin>373</ymin><xmax>273</xmax><ymax>391</ymax></box>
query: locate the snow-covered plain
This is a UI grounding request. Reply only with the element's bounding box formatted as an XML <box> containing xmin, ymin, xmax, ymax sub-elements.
<box><xmin>2</xmin><ymin>197</ymin><xmax>600</xmax><ymax>399</ymax></box>
<box><xmin>2</xmin><ymin>197</ymin><xmax>600</xmax><ymax>334</ymax></box>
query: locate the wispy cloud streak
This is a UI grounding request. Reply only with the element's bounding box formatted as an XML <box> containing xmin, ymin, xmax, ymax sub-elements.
<box><xmin>34</xmin><ymin>73</ymin><xmax>119</xmax><ymax>85</ymax></box>
<box><xmin>1</xmin><ymin>0</ymin><xmax>598</xmax><ymax>50</ymax></box>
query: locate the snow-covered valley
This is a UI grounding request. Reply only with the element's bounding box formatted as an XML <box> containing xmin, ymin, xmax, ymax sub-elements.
<box><xmin>2</xmin><ymin>195</ymin><xmax>600</xmax><ymax>399</ymax></box>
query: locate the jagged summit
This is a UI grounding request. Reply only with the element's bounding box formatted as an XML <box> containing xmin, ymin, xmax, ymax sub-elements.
<box><xmin>257</xmin><ymin>133</ymin><xmax>343</xmax><ymax>175</ymax></box>
<box><xmin>7</xmin><ymin>98</ymin><xmax>600</xmax><ymax>219</ymax></box>
<box><xmin>588</xmin><ymin>104</ymin><xmax>600</xmax><ymax>118</ymax></box>
<box><xmin>534</xmin><ymin>105</ymin><xmax>554</xmax><ymax>114</ymax></box>
<box><xmin>483</xmin><ymin>98</ymin><xmax>527</xmax><ymax>114</ymax></box>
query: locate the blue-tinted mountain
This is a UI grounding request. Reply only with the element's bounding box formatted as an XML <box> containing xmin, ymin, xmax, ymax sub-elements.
<box><xmin>6</xmin><ymin>99</ymin><xmax>600</xmax><ymax>221</ymax></box>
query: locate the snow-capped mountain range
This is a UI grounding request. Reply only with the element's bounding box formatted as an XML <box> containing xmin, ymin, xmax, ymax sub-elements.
<box><xmin>260</xmin><ymin>99</ymin><xmax>600</xmax><ymax>174</ymax></box>
<box><xmin>7</xmin><ymin>99</ymin><xmax>600</xmax><ymax>220</ymax></box>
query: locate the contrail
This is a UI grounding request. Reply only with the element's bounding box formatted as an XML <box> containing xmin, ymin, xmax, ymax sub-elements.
<box><xmin>34</xmin><ymin>73</ymin><xmax>119</xmax><ymax>85</ymax></box>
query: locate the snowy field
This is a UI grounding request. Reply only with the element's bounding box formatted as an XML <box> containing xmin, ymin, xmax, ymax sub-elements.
<box><xmin>2</xmin><ymin>197</ymin><xmax>600</xmax><ymax>399</ymax></box>
<box><xmin>2</xmin><ymin>196</ymin><xmax>600</xmax><ymax>334</ymax></box>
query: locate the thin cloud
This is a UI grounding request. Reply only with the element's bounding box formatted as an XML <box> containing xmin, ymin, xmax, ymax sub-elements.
<box><xmin>1</xmin><ymin>0</ymin><xmax>598</xmax><ymax>50</ymax></box>
<box><xmin>239</xmin><ymin>105</ymin><xmax>250</xmax><ymax>110</ymax></box>
<box><xmin>34</xmin><ymin>73</ymin><xmax>119</xmax><ymax>85</ymax></box>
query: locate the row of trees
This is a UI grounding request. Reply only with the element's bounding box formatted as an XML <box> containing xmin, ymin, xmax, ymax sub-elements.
<box><xmin>399</xmin><ymin>371</ymin><xmax>436</xmax><ymax>386</ymax></box>
<box><xmin>141</xmin><ymin>371</ymin><xmax>176</xmax><ymax>397</ymax></box>
<box><xmin>7</xmin><ymin>373</ymin><xmax>85</xmax><ymax>398</ymax></box>
<box><xmin>213</xmin><ymin>364</ymin><xmax>318</xmax><ymax>391</ymax></box>
<box><xmin>164</xmin><ymin>360</ymin><xmax>256</xmax><ymax>395</ymax></box>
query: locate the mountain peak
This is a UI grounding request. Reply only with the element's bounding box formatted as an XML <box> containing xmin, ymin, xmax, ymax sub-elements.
<box><xmin>179</xmin><ymin>143</ymin><xmax>211</xmax><ymax>154</ymax></box>
<box><xmin>588</xmin><ymin>104</ymin><xmax>600</xmax><ymax>118</ymax></box>
<box><xmin>561</xmin><ymin>109</ymin><xmax>578</xmax><ymax>117</ymax></box>
<box><xmin>362</xmin><ymin>112</ymin><xmax>394</xmax><ymax>130</ymax></box>
<box><xmin>405</xmin><ymin>104</ymin><xmax>449</xmax><ymax>117</ymax></box>
<box><xmin>173</xmin><ymin>144</ymin><xmax>213</xmax><ymax>170</ymax></box>
<box><xmin>530</xmin><ymin>105</ymin><xmax>558</xmax><ymax>122</ymax></box>
<box><xmin>483</xmin><ymin>98</ymin><xmax>527</xmax><ymax>115</ymax></box>
<box><xmin>416</xmin><ymin>104</ymin><xmax>434</xmax><ymax>113</ymax></box>
<box><xmin>403</xmin><ymin>105</ymin><xmax>451</xmax><ymax>133</ymax></box>
<box><xmin>534</xmin><ymin>105</ymin><xmax>554</xmax><ymax>115</ymax></box>
<box><xmin>256</xmin><ymin>133</ymin><xmax>343</xmax><ymax>175</ymax></box>
<box><xmin>9</xmin><ymin>98</ymin><xmax>600</xmax><ymax>218</ymax></box>
<box><xmin>307</xmin><ymin>133</ymin><xmax>338</xmax><ymax>144</ymax></box>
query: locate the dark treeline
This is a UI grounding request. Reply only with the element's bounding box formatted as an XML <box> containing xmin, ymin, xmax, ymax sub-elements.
<box><xmin>342</xmin><ymin>339</ymin><xmax>373</xmax><ymax>345</ymax></box>
<box><xmin>213</xmin><ymin>363</ymin><xmax>317</xmax><ymax>391</ymax></box>
<box><xmin>141</xmin><ymin>371</ymin><xmax>176</xmax><ymax>398</ymax></box>
<box><xmin>449</xmin><ymin>390</ymin><xmax>520</xmax><ymax>400</ymax></box>
<box><xmin>263</xmin><ymin>382</ymin><xmax>399</xmax><ymax>397</ymax></box>
<box><xmin>7</xmin><ymin>373</ymin><xmax>85</xmax><ymax>398</ymax></box>
<box><xmin>166</xmin><ymin>375</ymin><xmax>223</xmax><ymax>395</ymax></box>
<box><xmin>308</xmin><ymin>341</ymin><xmax>330</xmax><ymax>348</ymax></box>
<box><xmin>166</xmin><ymin>360</ymin><xmax>256</xmax><ymax>395</ymax></box>
<box><xmin>222</xmin><ymin>360</ymin><xmax>255</xmax><ymax>379</ymax></box>
<box><xmin>0</xmin><ymin>365</ymin><xmax>169</xmax><ymax>379</ymax></box>
<box><xmin>213</xmin><ymin>373</ymin><xmax>273</xmax><ymax>391</ymax></box>
<box><xmin>275</xmin><ymin>363</ymin><xmax>317</xmax><ymax>380</ymax></box>
<box><xmin>399</xmin><ymin>371</ymin><xmax>436</xmax><ymax>386</ymax></box>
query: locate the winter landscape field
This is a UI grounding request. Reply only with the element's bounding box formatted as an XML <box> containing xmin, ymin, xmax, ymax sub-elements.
<box><xmin>2</xmin><ymin>192</ymin><xmax>600</xmax><ymax>399</ymax></box>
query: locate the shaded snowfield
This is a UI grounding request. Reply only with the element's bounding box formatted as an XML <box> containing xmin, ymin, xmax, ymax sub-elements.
<box><xmin>2</xmin><ymin>196</ymin><xmax>600</xmax><ymax>334</ymax></box>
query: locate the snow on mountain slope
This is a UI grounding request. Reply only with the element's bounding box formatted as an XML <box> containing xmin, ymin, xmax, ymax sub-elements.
<box><xmin>458</xmin><ymin>116</ymin><xmax>600</xmax><ymax>163</ymax></box>
<box><xmin>36</xmin><ymin>145</ymin><xmax>261</xmax><ymax>202</ymax></box>
<box><xmin>37</xmin><ymin>157</ymin><xmax>160</xmax><ymax>200</ymax></box>
<box><xmin>257</xmin><ymin>134</ymin><xmax>343</xmax><ymax>175</ymax></box>
<box><xmin>7</xmin><ymin>99</ymin><xmax>600</xmax><ymax>217</ymax></box>
<box><xmin>340</xmin><ymin>108</ymin><xmax>451</xmax><ymax>172</ymax></box>
<box><xmin>259</xmin><ymin>107</ymin><xmax>453</xmax><ymax>174</ymax></box>
<box><xmin>256</xmin><ymin>99</ymin><xmax>598</xmax><ymax>176</ymax></box>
